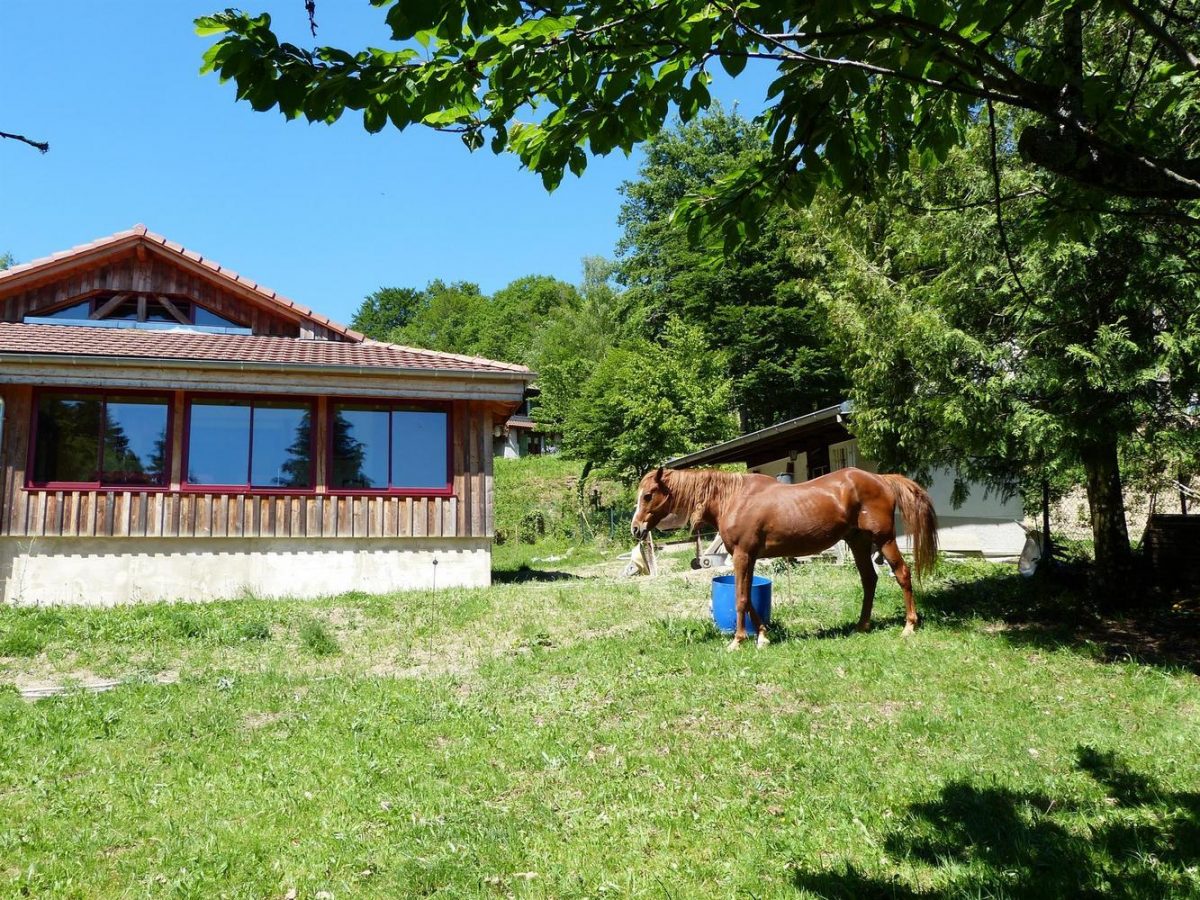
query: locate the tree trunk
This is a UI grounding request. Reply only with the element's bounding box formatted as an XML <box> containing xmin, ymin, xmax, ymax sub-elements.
<box><xmin>1080</xmin><ymin>437</ymin><xmax>1133</xmax><ymax>596</ymax></box>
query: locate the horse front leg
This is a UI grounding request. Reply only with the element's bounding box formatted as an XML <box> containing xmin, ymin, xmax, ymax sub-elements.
<box><xmin>728</xmin><ymin>551</ymin><xmax>768</xmax><ymax>651</ymax></box>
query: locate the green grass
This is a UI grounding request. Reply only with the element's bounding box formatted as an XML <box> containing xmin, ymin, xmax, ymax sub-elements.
<box><xmin>1</xmin><ymin>558</ymin><xmax>1197</xmax><ymax>898</ymax></box>
<box><xmin>299</xmin><ymin>619</ymin><xmax>341</xmax><ymax>657</ymax></box>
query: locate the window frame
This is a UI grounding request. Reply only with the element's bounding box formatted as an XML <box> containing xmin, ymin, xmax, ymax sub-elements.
<box><xmin>181</xmin><ymin>392</ymin><xmax>319</xmax><ymax>495</ymax></box>
<box><xmin>30</xmin><ymin>292</ymin><xmax>247</xmax><ymax>329</ymax></box>
<box><xmin>326</xmin><ymin>398</ymin><xmax>454</xmax><ymax>497</ymax></box>
<box><xmin>25</xmin><ymin>386</ymin><xmax>174</xmax><ymax>492</ymax></box>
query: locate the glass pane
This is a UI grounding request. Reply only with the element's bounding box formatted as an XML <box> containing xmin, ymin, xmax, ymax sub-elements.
<box><xmin>391</xmin><ymin>409</ymin><xmax>448</xmax><ymax>489</ymax></box>
<box><xmin>41</xmin><ymin>300</ymin><xmax>92</xmax><ymax>320</ymax></box>
<box><xmin>193</xmin><ymin>305</ymin><xmax>244</xmax><ymax>328</ymax></box>
<box><xmin>145</xmin><ymin>298</ymin><xmax>189</xmax><ymax>324</ymax></box>
<box><xmin>102</xmin><ymin>397</ymin><xmax>169</xmax><ymax>486</ymax></box>
<box><xmin>33</xmin><ymin>394</ymin><xmax>101</xmax><ymax>483</ymax></box>
<box><xmin>105</xmin><ymin>298</ymin><xmax>141</xmax><ymax>320</ymax></box>
<box><xmin>331</xmin><ymin>406</ymin><xmax>389</xmax><ymax>489</ymax></box>
<box><xmin>251</xmin><ymin>402</ymin><xmax>312</xmax><ymax>488</ymax></box>
<box><xmin>187</xmin><ymin>401</ymin><xmax>250</xmax><ymax>485</ymax></box>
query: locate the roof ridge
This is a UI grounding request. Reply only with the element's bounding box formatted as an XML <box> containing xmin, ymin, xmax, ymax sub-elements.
<box><xmin>0</xmin><ymin>226</ymin><xmax>367</xmax><ymax>343</ymax></box>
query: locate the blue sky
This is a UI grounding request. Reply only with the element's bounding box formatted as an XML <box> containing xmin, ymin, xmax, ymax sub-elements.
<box><xmin>2</xmin><ymin>2</ymin><xmax>773</xmax><ymax>326</ymax></box>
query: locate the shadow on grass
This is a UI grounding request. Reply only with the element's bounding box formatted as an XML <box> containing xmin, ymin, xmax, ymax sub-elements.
<box><xmin>771</xmin><ymin>615</ymin><xmax>914</xmax><ymax>643</ymax></box>
<box><xmin>919</xmin><ymin>566</ymin><xmax>1200</xmax><ymax>674</ymax></box>
<box><xmin>792</xmin><ymin>746</ymin><xmax>1200</xmax><ymax>899</ymax></box>
<box><xmin>491</xmin><ymin>565</ymin><xmax>582</xmax><ymax>584</ymax></box>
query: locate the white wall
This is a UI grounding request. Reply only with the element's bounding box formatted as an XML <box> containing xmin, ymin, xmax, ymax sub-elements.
<box><xmin>0</xmin><ymin>537</ymin><xmax>491</xmax><ymax>606</ymax></box>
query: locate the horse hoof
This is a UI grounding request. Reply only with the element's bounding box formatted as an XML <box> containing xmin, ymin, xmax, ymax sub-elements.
<box><xmin>902</xmin><ymin>622</ymin><xmax>916</xmax><ymax>637</ymax></box>
<box><xmin>756</xmin><ymin>633</ymin><xmax>771</xmax><ymax>649</ymax></box>
<box><xmin>726</xmin><ymin>637</ymin><xmax>743</xmax><ymax>652</ymax></box>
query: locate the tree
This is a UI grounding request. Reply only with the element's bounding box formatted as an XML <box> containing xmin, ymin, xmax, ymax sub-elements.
<box><xmin>527</xmin><ymin>258</ymin><xmax>626</xmax><ymax>438</ymax></box>
<box><xmin>389</xmin><ymin>279</ymin><xmax>488</xmax><ymax>353</ymax></box>
<box><xmin>198</xmin><ymin>0</ymin><xmax>1200</xmax><ymax>246</ymax></box>
<box><xmin>350</xmin><ymin>286</ymin><xmax>423</xmax><ymax>339</ymax></box>
<box><xmin>474</xmin><ymin>274</ymin><xmax>580</xmax><ymax>364</ymax></box>
<box><xmin>561</xmin><ymin>318</ymin><xmax>738</xmax><ymax>478</ymax></box>
<box><xmin>617</xmin><ymin>107</ymin><xmax>848</xmax><ymax>429</ymax></box>
<box><xmin>817</xmin><ymin>119</ymin><xmax>1200</xmax><ymax>588</ymax></box>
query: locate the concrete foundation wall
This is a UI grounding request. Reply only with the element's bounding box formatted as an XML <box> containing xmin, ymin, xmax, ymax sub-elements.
<box><xmin>0</xmin><ymin>537</ymin><xmax>491</xmax><ymax>606</ymax></box>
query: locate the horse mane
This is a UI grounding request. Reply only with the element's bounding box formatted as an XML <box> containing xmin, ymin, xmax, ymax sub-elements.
<box><xmin>663</xmin><ymin>468</ymin><xmax>746</xmax><ymax>527</ymax></box>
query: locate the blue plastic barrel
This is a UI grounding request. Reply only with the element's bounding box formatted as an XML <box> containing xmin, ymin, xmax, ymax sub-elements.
<box><xmin>710</xmin><ymin>574</ymin><xmax>772</xmax><ymax>634</ymax></box>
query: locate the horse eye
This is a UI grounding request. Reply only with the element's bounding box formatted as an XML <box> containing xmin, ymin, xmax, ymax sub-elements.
<box><xmin>643</xmin><ymin>493</ymin><xmax>652</xmax><ymax>502</ymax></box>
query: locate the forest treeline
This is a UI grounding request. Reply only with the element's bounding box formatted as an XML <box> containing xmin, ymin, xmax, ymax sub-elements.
<box><xmin>351</xmin><ymin>107</ymin><xmax>1200</xmax><ymax>579</ymax></box>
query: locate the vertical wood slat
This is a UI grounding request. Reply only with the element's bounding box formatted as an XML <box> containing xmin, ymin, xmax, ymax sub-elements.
<box><xmin>2</xmin><ymin>386</ymin><xmax>33</xmax><ymax>536</ymax></box>
<box><xmin>483</xmin><ymin>408</ymin><xmax>494</xmax><ymax>537</ymax></box>
<box><xmin>453</xmin><ymin>401</ymin><xmax>466</xmax><ymax>538</ymax></box>
<box><xmin>468</xmin><ymin>404</ymin><xmax>482</xmax><ymax>537</ymax></box>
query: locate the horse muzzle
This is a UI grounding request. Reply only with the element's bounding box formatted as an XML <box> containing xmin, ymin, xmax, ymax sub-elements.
<box><xmin>630</xmin><ymin>522</ymin><xmax>649</xmax><ymax>540</ymax></box>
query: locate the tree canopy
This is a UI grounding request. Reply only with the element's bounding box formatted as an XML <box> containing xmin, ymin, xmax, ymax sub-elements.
<box><xmin>817</xmin><ymin>113</ymin><xmax>1200</xmax><ymax>580</ymax></box>
<box><xmin>199</xmin><ymin>0</ymin><xmax>1200</xmax><ymax>249</ymax></box>
<box><xmin>616</xmin><ymin>107</ymin><xmax>847</xmax><ymax>430</ymax></box>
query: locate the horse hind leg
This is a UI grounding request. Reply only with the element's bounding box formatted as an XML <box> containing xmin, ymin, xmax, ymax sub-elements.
<box><xmin>879</xmin><ymin>538</ymin><xmax>918</xmax><ymax>636</ymax></box>
<box><xmin>846</xmin><ymin>531</ymin><xmax>879</xmax><ymax>633</ymax></box>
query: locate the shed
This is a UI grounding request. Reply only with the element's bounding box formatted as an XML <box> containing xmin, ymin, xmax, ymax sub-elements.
<box><xmin>0</xmin><ymin>226</ymin><xmax>533</xmax><ymax>605</ymax></box>
<box><xmin>666</xmin><ymin>403</ymin><xmax>1030</xmax><ymax>559</ymax></box>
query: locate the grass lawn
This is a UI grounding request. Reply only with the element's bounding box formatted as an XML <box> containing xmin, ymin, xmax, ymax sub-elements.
<box><xmin>1</xmin><ymin>553</ymin><xmax>1198</xmax><ymax>898</ymax></box>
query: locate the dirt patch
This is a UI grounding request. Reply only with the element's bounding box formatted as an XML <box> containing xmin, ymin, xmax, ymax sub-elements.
<box><xmin>242</xmin><ymin>711</ymin><xmax>285</xmax><ymax>730</ymax></box>
<box><xmin>13</xmin><ymin>669</ymin><xmax>178</xmax><ymax>702</ymax></box>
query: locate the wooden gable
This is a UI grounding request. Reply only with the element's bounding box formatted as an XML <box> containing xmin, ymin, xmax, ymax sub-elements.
<box><xmin>0</xmin><ymin>227</ymin><xmax>357</xmax><ymax>341</ymax></box>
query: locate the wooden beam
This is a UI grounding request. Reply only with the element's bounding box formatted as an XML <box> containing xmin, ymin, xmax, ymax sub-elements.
<box><xmin>157</xmin><ymin>295</ymin><xmax>190</xmax><ymax>326</ymax></box>
<box><xmin>90</xmin><ymin>292</ymin><xmax>130</xmax><ymax>319</ymax></box>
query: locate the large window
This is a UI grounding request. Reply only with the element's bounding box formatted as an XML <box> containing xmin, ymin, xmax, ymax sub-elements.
<box><xmin>30</xmin><ymin>391</ymin><xmax>170</xmax><ymax>487</ymax></box>
<box><xmin>186</xmin><ymin>397</ymin><xmax>314</xmax><ymax>490</ymax></box>
<box><xmin>330</xmin><ymin>403</ymin><xmax>449</xmax><ymax>492</ymax></box>
<box><xmin>34</xmin><ymin>293</ymin><xmax>246</xmax><ymax>329</ymax></box>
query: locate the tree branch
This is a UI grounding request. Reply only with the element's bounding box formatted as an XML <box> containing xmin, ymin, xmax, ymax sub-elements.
<box><xmin>987</xmin><ymin>100</ymin><xmax>1037</xmax><ymax>317</ymax></box>
<box><xmin>0</xmin><ymin>130</ymin><xmax>49</xmax><ymax>153</ymax></box>
<box><xmin>1112</xmin><ymin>0</ymin><xmax>1200</xmax><ymax>69</ymax></box>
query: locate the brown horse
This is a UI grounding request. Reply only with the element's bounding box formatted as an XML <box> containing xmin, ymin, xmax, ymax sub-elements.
<box><xmin>631</xmin><ymin>467</ymin><xmax>938</xmax><ymax>649</ymax></box>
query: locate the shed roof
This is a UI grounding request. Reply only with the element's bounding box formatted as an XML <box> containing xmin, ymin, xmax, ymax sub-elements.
<box><xmin>666</xmin><ymin>402</ymin><xmax>853</xmax><ymax>468</ymax></box>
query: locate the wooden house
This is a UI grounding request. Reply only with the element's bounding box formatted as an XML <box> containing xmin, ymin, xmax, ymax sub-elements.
<box><xmin>0</xmin><ymin>226</ymin><xmax>532</xmax><ymax>605</ymax></box>
<box><xmin>667</xmin><ymin>402</ymin><xmax>1031</xmax><ymax>560</ymax></box>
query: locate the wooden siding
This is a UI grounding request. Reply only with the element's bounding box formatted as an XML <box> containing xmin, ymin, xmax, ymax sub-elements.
<box><xmin>0</xmin><ymin>386</ymin><xmax>492</xmax><ymax>540</ymax></box>
<box><xmin>0</xmin><ymin>254</ymin><xmax>344</xmax><ymax>340</ymax></box>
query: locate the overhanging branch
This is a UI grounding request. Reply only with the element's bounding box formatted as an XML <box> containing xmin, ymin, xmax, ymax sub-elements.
<box><xmin>0</xmin><ymin>130</ymin><xmax>49</xmax><ymax>153</ymax></box>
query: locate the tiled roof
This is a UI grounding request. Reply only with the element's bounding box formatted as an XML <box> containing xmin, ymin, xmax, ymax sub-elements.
<box><xmin>0</xmin><ymin>225</ymin><xmax>364</xmax><ymax>340</ymax></box>
<box><xmin>0</xmin><ymin>323</ymin><xmax>531</xmax><ymax>376</ymax></box>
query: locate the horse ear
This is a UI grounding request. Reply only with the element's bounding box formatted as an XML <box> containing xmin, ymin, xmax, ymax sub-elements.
<box><xmin>654</xmin><ymin>466</ymin><xmax>665</xmax><ymax>483</ymax></box>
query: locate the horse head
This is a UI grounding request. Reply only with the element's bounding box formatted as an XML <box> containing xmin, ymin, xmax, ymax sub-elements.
<box><xmin>630</xmin><ymin>467</ymin><xmax>687</xmax><ymax>539</ymax></box>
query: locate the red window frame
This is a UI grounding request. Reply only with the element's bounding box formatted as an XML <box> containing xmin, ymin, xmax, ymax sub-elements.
<box><xmin>25</xmin><ymin>386</ymin><xmax>174</xmax><ymax>491</ymax></box>
<box><xmin>181</xmin><ymin>393</ymin><xmax>318</xmax><ymax>495</ymax></box>
<box><xmin>326</xmin><ymin>398</ymin><xmax>454</xmax><ymax>497</ymax></box>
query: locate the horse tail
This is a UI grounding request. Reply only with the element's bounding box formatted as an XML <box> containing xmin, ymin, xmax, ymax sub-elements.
<box><xmin>881</xmin><ymin>474</ymin><xmax>939</xmax><ymax>580</ymax></box>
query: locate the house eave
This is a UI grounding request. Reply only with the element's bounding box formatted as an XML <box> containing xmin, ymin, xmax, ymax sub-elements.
<box><xmin>0</xmin><ymin>352</ymin><xmax>531</xmax><ymax>402</ymax></box>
